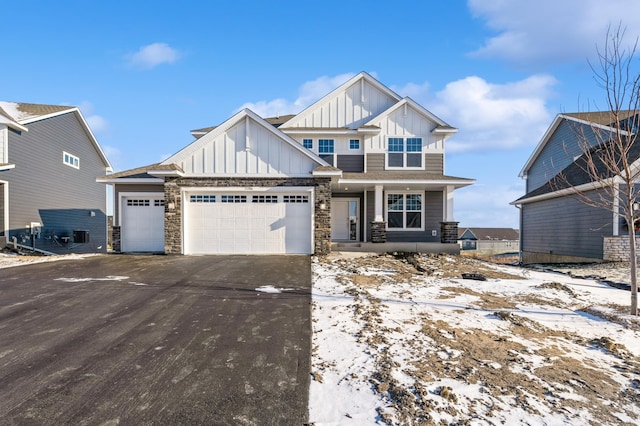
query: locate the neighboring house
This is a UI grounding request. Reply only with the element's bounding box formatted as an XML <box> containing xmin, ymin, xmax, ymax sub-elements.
<box><xmin>458</xmin><ymin>227</ymin><xmax>519</xmax><ymax>254</ymax></box>
<box><xmin>512</xmin><ymin>111</ymin><xmax>640</xmax><ymax>264</ymax></box>
<box><xmin>0</xmin><ymin>102</ymin><xmax>112</xmax><ymax>254</ymax></box>
<box><xmin>99</xmin><ymin>72</ymin><xmax>474</xmax><ymax>255</ymax></box>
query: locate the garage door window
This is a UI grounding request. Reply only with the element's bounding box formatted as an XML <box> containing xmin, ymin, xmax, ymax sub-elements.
<box><xmin>155</xmin><ymin>199</ymin><xmax>165</xmax><ymax>207</ymax></box>
<box><xmin>252</xmin><ymin>195</ymin><xmax>278</xmax><ymax>203</ymax></box>
<box><xmin>284</xmin><ymin>195</ymin><xmax>309</xmax><ymax>203</ymax></box>
<box><xmin>190</xmin><ymin>195</ymin><xmax>216</xmax><ymax>203</ymax></box>
<box><xmin>127</xmin><ymin>199</ymin><xmax>150</xmax><ymax>207</ymax></box>
<box><xmin>221</xmin><ymin>195</ymin><xmax>247</xmax><ymax>203</ymax></box>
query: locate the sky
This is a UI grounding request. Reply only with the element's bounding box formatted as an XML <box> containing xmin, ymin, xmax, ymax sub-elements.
<box><xmin>4</xmin><ymin>0</ymin><xmax>640</xmax><ymax>228</ymax></box>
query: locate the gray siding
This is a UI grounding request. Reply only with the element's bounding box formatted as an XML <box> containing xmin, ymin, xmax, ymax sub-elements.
<box><xmin>114</xmin><ymin>183</ymin><xmax>164</xmax><ymax>224</ymax></box>
<box><xmin>366</xmin><ymin>153</ymin><xmax>443</xmax><ymax>173</ymax></box>
<box><xmin>521</xmin><ymin>190</ymin><xmax>612</xmax><ymax>259</ymax></box>
<box><xmin>4</xmin><ymin>113</ymin><xmax>109</xmax><ymax>254</ymax></box>
<box><xmin>365</xmin><ymin>190</ymin><xmax>442</xmax><ymax>242</ymax></box>
<box><xmin>527</xmin><ymin>120</ymin><xmax>601</xmax><ymax>192</ymax></box>
<box><xmin>0</xmin><ymin>182</ymin><xmax>4</xmax><ymax>235</ymax></box>
<box><xmin>336</xmin><ymin>155</ymin><xmax>364</xmax><ymax>172</ymax></box>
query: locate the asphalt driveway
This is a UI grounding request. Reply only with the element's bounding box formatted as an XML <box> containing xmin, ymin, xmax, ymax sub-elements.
<box><xmin>0</xmin><ymin>255</ymin><xmax>312</xmax><ymax>425</ymax></box>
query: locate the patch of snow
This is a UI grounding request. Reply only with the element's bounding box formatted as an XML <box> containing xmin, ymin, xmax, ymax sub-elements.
<box><xmin>255</xmin><ymin>285</ymin><xmax>292</xmax><ymax>293</ymax></box>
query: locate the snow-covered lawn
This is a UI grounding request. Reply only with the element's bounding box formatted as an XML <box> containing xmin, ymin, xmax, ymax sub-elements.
<box><xmin>309</xmin><ymin>253</ymin><xmax>640</xmax><ymax>425</ymax></box>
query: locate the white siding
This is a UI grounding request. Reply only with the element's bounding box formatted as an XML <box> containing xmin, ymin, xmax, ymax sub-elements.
<box><xmin>176</xmin><ymin>117</ymin><xmax>317</xmax><ymax>176</ymax></box>
<box><xmin>366</xmin><ymin>105</ymin><xmax>445</xmax><ymax>153</ymax></box>
<box><xmin>285</xmin><ymin>79</ymin><xmax>397</xmax><ymax>129</ymax></box>
<box><xmin>0</xmin><ymin>127</ymin><xmax>6</xmax><ymax>163</ymax></box>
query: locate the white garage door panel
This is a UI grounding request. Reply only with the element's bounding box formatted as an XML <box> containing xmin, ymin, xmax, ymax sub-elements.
<box><xmin>122</xmin><ymin>197</ymin><xmax>165</xmax><ymax>252</ymax></box>
<box><xmin>185</xmin><ymin>191</ymin><xmax>312</xmax><ymax>254</ymax></box>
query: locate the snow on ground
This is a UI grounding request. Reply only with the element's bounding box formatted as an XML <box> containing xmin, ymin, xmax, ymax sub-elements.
<box><xmin>309</xmin><ymin>253</ymin><xmax>640</xmax><ymax>426</ymax></box>
<box><xmin>0</xmin><ymin>250</ymin><xmax>95</xmax><ymax>269</ymax></box>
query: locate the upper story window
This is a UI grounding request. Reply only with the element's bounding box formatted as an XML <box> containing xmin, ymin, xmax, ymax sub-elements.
<box><xmin>349</xmin><ymin>139</ymin><xmax>360</xmax><ymax>150</ymax></box>
<box><xmin>63</xmin><ymin>151</ymin><xmax>80</xmax><ymax>169</ymax></box>
<box><xmin>303</xmin><ymin>139</ymin><xmax>313</xmax><ymax>149</ymax></box>
<box><xmin>318</xmin><ymin>139</ymin><xmax>334</xmax><ymax>153</ymax></box>
<box><xmin>387</xmin><ymin>137</ymin><xmax>422</xmax><ymax>168</ymax></box>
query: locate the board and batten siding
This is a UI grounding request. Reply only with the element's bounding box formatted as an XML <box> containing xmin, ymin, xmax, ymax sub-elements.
<box><xmin>366</xmin><ymin>153</ymin><xmax>443</xmax><ymax>174</ymax></box>
<box><xmin>365</xmin><ymin>105</ymin><xmax>446</xmax><ymax>153</ymax></box>
<box><xmin>365</xmin><ymin>190</ymin><xmax>442</xmax><ymax>242</ymax></box>
<box><xmin>526</xmin><ymin>120</ymin><xmax>602</xmax><ymax>192</ymax></box>
<box><xmin>521</xmin><ymin>191</ymin><xmax>612</xmax><ymax>260</ymax></box>
<box><xmin>176</xmin><ymin>117</ymin><xmax>317</xmax><ymax>176</ymax></box>
<box><xmin>5</xmin><ymin>112</ymin><xmax>109</xmax><ymax>254</ymax></box>
<box><xmin>283</xmin><ymin>79</ymin><xmax>397</xmax><ymax>129</ymax></box>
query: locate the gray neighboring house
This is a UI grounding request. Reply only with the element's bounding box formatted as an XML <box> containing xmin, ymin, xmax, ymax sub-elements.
<box><xmin>512</xmin><ymin>111</ymin><xmax>640</xmax><ymax>264</ymax></box>
<box><xmin>458</xmin><ymin>227</ymin><xmax>519</xmax><ymax>254</ymax></box>
<box><xmin>99</xmin><ymin>72</ymin><xmax>474</xmax><ymax>255</ymax></box>
<box><xmin>0</xmin><ymin>102</ymin><xmax>112</xmax><ymax>254</ymax></box>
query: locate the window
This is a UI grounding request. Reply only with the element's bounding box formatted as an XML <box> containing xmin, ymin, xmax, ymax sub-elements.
<box><xmin>221</xmin><ymin>195</ymin><xmax>247</xmax><ymax>203</ymax></box>
<box><xmin>303</xmin><ymin>139</ymin><xmax>313</xmax><ymax>149</ymax></box>
<box><xmin>127</xmin><ymin>199</ymin><xmax>150</xmax><ymax>207</ymax></box>
<box><xmin>386</xmin><ymin>137</ymin><xmax>422</xmax><ymax>168</ymax></box>
<box><xmin>63</xmin><ymin>151</ymin><xmax>80</xmax><ymax>169</ymax></box>
<box><xmin>283</xmin><ymin>195</ymin><xmax>309</xmax><ymax>203</ymax></box>
<box><xmin>154</xmin><ymin>199</ymin><xmax>165</xmax><ymax>207</ymax></box>
<box><xmin>318</xmin><ymin>139</ymin><xmax>334</xmax><ymax>153</ymax></box>
<box><xmin>252</xmin><ymin>195</ymin><xmax>278</xmax><ymax>203</ymax></box>
<box><xmin>349</xmin><ymin>139</ymin><xmax>360</xmax><ymax>150</ymax></box>
<box><xmin>386</xmin><ymin>193</ymin><xmax>422</xmax><ymax>230</ymax></box>
<box><xmin>190</xmin><ymin>195</ymin><xmax>215</xmax><ymax>203</ymax></box>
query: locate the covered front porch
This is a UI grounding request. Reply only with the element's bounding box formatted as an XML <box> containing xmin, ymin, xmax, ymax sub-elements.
<box><xmin>329</xmin><ymin>173</ymin><xmax>473</xmax><ymax>251</ymax></box>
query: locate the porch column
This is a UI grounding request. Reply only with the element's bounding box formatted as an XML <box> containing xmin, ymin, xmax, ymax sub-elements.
<box><xmin>444</xmin><ymin>185</ymin><xmax>455</xmax><ymax>222</ymax></box>
<box><xmin>374</xmin><ymin>185</ymin><xmax>384</xmax><ymax>221</ymax></box>
<box><xmin>371</xmin><ymin>184</ymin><xmax>387</xmax><ymax>243</ymax></box>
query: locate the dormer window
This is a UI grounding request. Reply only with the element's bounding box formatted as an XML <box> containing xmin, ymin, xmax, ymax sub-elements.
<box><xmin>63</xmin><ymin>151</ymin><xmax>80</xmax><ymax>169</ymax></box>
<box><xmin>386</xmin><ymin>137</ymin><xmax>422</xmax><ymax>169</ymax></box>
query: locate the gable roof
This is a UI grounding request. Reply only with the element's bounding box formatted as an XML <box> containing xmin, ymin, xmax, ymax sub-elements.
<box><xmin>279</xmin><ymin>72</ymin><xmax>402</xmax><ymax>130</ymax></box>
<box><xmin>519</xmin><ymin>111</ymin><xmax>636</xmax><ymax>178</ymax></box>
<box><xmin>458</xmin><ymin>227</ymin><xmax>520</xmax><ymax>240</ymax></box>
<box><xmin>0</xmin><ymin>101</ymin><xmax>112</xmax><ymax>171</ymax></box>
<box><xmin>190</xmin><ymin>114</ymin><xmax>296</xmax><ymax>138</ymax></box>
<box><xmin>162</xmin><ymin>108</ymin><xmax>329</xmax><ymax>169</ymax></box>
<box><xmin>364</xmin><ymin>97</ymin><xmax>457</xmax><ymax>135</ymax></box>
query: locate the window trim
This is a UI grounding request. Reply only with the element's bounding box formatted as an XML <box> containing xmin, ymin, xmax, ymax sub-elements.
<box><xmin>349</xmin><ymin>139</ymin><xmax>360</xmax><ymax>150</ymax></box>
<box><xmin>63</xmin><ymin>151</ymin><xmax>80</xmax><ymax>169</ymax></box>
<box><xmin>303</xmin><ymin>139</ymin><xmax>313</xmax><ymax>149</ymax></box>
<box><xmin>385</xmin><ymin>191</ymin><xmax>424</xmax><ymax>231</ymax></box>
<box><xmin>385</xmin><ymin>137</ymin><xmax>424</xmax><ymax>170</ymax></box>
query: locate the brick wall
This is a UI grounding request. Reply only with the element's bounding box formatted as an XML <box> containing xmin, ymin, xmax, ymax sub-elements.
<box><xmin>163</xmin><ymin>176</ymin><xmax>332</xmax><ymax>255</ymax></box>
<box><xmin>603</xmin><ymin>236</ymin><xmax>640</xmax><ymax>261</ymax></box>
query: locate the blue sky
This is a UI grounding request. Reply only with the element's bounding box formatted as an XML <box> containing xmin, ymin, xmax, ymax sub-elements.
<box><xmin>4</xmin><ymin>0</ymin><xmax>640</xmax><ymax>228</ymax></box>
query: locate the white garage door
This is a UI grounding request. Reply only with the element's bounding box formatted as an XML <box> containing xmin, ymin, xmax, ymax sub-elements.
<box><xmin>184</xmin><ymin>191</ymin><xmax>312</xmax><ymax>254</ymax></box>
<box><xmin>121</xmin><ymin>196</ymin><xmax>165</xmax><ymax>252</ymax></box>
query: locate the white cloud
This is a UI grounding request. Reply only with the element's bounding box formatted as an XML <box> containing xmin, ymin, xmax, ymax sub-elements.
<box><xmin>77</xmin><ymin>101</ymin><xmax>108</xmax><ymax>133</ymax></box>
<box><xmin>468</xmin><ymin>0</ymin><xmax>640</xmax><ymax>66</ymax></box>
<box><xmin>128</xmin><ymin>43</ymin><xmax>181</xmax><ymax>69</ymax></box>
<box><xmin>426</xmin><ymin>75</ymin><xmax>556</xmax><ymax>153</ymax></box>
<box><xmin>237</xmin><ymin>73</ymin><xmax>355</xmax><ymax>117</ymax></box>
<box><xmin>455</xmin><ymin>183</ymin><xmax>524</xmax><ymax>228</ymax></box>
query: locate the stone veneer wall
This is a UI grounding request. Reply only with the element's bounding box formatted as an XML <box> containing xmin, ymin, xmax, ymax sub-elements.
<box><xmin>440</xmin><ymin>221</ymin><xmax>459</xmax><ymax>244</ymax></box>
<box><xmin>163</xmin><ymin>176</ymin><xmax>332</xmax><ymax>255</ymax></box>
<box><xmin>603</xmin><ymin>236</ymin><xmax>640</xmax><ymax>261</ymax></box>
<box><xmin>370</xmin><ymin>221</ymin><xmax>387</xmax><ymax>243</ymax></box>
<box><xmin>111</xmin><ymin>226</ymin><xmax>121</xmax><ymax>252</ymax></box>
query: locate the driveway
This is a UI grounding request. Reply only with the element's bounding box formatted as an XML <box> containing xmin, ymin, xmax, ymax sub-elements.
<box><xmin>0</xmin><ymin>255</ymin><xmax>312</xmax><ymax>425</ymax></box>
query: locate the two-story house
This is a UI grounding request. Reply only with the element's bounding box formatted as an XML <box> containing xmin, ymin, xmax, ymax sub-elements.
<box><xmin>99</xmin><ymin>72</ymin><xmax>474</xmax><ymax>255</ymax></box>
<box><xmin>0</xmin><ymin>102</ymin><xmax>112</xmax><ymax>254</ymax></box>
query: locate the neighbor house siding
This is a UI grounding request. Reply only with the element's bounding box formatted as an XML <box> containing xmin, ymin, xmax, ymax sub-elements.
<box><xmin>521</xmin><ymin>191</ymin><xmax>611</xmax><ymax>260</ymax></box>
<box><xmin>5</xmin><ymin>113</ymin><xmax>108</xmax><ymax>254</ymax></box>
<box><xmin>336</xmin><ymin>155</ymin><xmax>364</xmax><ymax>172</ymax></box>
<box><xmin>0</xmin><ymin>127</ymin><xmax>6</xmax><ymax>162</ymax></box>
<box><xmin>527</xmin><ymin>120</ymin><xmax>601</xmax><ymax>192</ymax></box>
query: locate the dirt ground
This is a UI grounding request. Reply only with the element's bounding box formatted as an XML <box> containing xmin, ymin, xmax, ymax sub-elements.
<box><xmin>313</xmin><ymin>252</ymin><xmax>640</xmax><ymax>425</ymax></box>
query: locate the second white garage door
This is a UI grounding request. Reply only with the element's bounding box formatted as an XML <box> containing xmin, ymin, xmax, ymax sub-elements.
<box><xmin>184</xmin><ymin>191</ymin><xmax>313</xmax><ymax>254</ymax></box>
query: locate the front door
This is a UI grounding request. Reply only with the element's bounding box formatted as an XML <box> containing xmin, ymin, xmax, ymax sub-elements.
<box><xmin>331</xmin><ymin>198</ymin><xmax>359</xmax><ymax>241</ymax></box>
